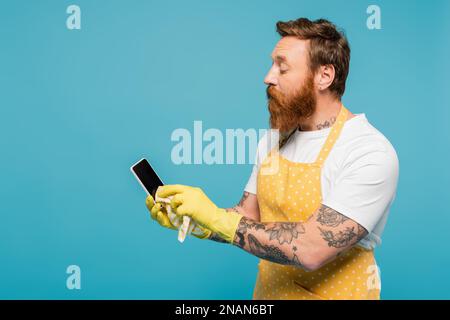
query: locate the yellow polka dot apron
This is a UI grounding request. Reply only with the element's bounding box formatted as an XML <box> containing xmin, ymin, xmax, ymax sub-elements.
<box><xmin>253</xmin><ymin>105</ymin><xmax>381</xmax><ymax>300</ymax></box>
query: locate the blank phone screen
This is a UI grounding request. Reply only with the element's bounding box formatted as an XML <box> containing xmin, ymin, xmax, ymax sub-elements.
<box><xmin>131</xmin><ymin>159</ymin><xmax>164</xmax><ymax>197</ymax></box>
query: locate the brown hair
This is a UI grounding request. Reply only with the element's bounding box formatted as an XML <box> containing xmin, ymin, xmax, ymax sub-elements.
<box><xmin>276</xmin><ymin>18</ymin><xmax>350</xmax><ymax>99</ymax></box>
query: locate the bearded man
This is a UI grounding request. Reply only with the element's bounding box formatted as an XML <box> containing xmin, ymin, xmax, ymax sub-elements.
<box><xmin>146</xmin><ymin>17</ymin><xmax>399</xmax><ymax>300</ymax></box>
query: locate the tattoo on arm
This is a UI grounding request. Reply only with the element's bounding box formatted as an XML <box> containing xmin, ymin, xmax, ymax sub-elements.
<box><xmin>318</xmin><ymin>226</ymin><xmax>358</xmax><ymax>248</ymax></box>
<box><xmin>209</xmin><ymin>232</ymin><xmax>228</xmax><ymax>243</ymax></box>
<box><xmin>214</xmin><ymin>202</ymin><xmax>368</xmax><ymax>270</ymax></box>
<box><xmin>316</xmin><ymin>205</ymin><xmax>368</xmax><ymax>248</ymax></box>
<box><xmin>233</xmin><ymin>217</ymin><xmax>306</xmax><ymax>268</ymax></box>
<box><xmin>248</xmin><ymin>234</ymin><xmax>295</xmax><ymax>265</ymax></box>
<box><xmin>316</xmin><ymin>205</ymin><xmax>349</xmax><ymax>227</ymax></box>
<box><xmin>230</xmin><ymin>205</ymin><xmax>368</xmax><ymax>269</ymax></box>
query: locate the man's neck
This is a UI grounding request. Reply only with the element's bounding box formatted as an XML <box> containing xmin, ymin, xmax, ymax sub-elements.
<box><xmin>298</xmin><ymin>98</ymin><xmax>351</xmax><ymax>131</ymax></box>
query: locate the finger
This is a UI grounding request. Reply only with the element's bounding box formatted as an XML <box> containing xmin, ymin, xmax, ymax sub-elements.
<box><xmin>156</xmin><ymin>211</ymin><xmax>174</xmax><ymax>228</ymax></box>
<box><xmin>145</xmin><ymin>194</ymin><xmax>155</xmax><ymax>210</ymax></box>
<box><xmin>156</xmin><ymin>184</ymin><xmax>187</xmax><ymax>198</ymax></box>
<box><xmin>170</xmin><ymin>193</ymin><xmax>185</xmax><ymax>210</ymax></box>
<box><xmin>150</xmin><ymin>202</ymin><xmax>162</xmax><ymax>220</ymax></box>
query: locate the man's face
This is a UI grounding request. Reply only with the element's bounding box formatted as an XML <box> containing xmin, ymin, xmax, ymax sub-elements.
<box><xmin>265</xmin><ymin>36</ymin><xmax>317</xmax><ymax>132</ymax></box>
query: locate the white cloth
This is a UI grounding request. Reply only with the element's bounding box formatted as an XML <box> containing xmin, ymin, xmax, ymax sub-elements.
<box><xmin>244</xmin><ymin>113</ymin><xmax>399</xmax><ymax>249</ymax></box>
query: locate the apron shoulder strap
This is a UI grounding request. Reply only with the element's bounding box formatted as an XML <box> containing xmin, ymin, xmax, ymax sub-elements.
<box><xmin>314</xmin><ymin>104</ymin><xmax>349</xmax><ymax>167</ymax></box>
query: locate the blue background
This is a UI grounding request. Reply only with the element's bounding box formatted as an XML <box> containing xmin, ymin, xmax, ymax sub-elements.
<box><xmin>1</xmin><ymin>0</ymin><xmax>449</xmax><ymax>299</ymax></box>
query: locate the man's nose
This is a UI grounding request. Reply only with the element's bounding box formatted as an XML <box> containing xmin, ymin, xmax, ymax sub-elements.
<box><xmin>264</xmin><ymin>69</ymin><xmax>278</xmax><ymax>86</ymax></box>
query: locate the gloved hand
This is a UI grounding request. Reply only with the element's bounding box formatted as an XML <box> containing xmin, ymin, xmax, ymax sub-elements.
<box><xmin>145</xmin><ymin>194</ymin><xmax>212</xmax><ymax>239</ymax></box>
<box><xmin>156</xmin><ymin>185</ymin><xmax>243</xmax><ymax>244</ymax></box>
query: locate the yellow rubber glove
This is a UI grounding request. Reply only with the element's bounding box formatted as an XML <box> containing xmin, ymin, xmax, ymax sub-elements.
<box><xmin>156</xmin><ymin>185</ymin><xmax>243</xmax><ymax>244</ymax></box>
<box><xmin>145</xmin><ymin>194</ymin><xmax>212</xmax><ymax>239</ymax></box>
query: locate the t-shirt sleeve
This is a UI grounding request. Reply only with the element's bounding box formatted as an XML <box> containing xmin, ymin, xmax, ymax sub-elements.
<box><xmin>321</xmin><ymin>141</ymin><xmax>399</xmax><ymax>233</ymax></box>
<box><xmin>244</xmin><ymin>164</ymin><xmax>258</xmax><ymax>195</ymax></box>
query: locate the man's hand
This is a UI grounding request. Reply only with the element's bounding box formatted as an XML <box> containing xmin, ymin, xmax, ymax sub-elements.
<box><xmin>145</xmin><ymin>194</ymin><xmax>212</xmax><ymax>239</ymax></box>
<box><xmin>156</xmin><ymin>185</ymin><xmax>244</xmax><ymax>243</ymax></box>
<box><xmin>146</xmin><ymin>195</ymin><xmax>176</xmax><ymax>230</ymax></box>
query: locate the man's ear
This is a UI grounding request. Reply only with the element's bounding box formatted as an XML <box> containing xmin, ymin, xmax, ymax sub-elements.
<box><xmin>317</xmin><ymin>64</ymin><xmax>336</xmax><ymax>91</ymax></box>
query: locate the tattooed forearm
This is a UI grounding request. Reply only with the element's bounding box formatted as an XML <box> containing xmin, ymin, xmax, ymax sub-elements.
<box><xmin>232</xmin><ymin>217</ymin><xmax>306</xmax><ymax>268</ymax></box>
<box><xmin>234</xmin><ymin>217</ymin><xmax>266</xmax><ymax>247</ymax></box>
<box><xmin>230</xmin><ymin>204</ymin><xmax>369</xmax><ymax>271</ymax></box>
<box><xmin>247</xmin><ymin>234</ymin><xmax>293</xmax><ymax>265</ymax></box>
<box><xmin>316</xmin><ymin>205</ymin><xmax>349</xmax><ymax>227</ymax></box>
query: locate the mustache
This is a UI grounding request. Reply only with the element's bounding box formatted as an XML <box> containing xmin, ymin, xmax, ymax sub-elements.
<box><xmin>266</xmin><ymin>85</ymin><xmax>289</xmax><ymax>114</ymax></box>
<box><xmin>266</xmin><ymin>85</ymin><xmax>288</xmax><ymax>106</ymax></box>
<box><xmin>266</xmin><ymin>86</ymin><xmax>272</xmax><ymax>99</ymax></box>
<box><xmin>266</xmin><ymin>85</ymin><xmax>278</xmax><ymax>100</ymax></box>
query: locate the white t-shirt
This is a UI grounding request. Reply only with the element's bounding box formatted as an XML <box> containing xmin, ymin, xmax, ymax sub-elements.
<box><xmin>244</xmin><ymin>113</ymin><xmax>399</xmax><ymax>249</ymax></box>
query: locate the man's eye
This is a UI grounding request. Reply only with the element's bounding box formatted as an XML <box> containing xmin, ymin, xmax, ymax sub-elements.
<box><xmin>280</xmin><ymin>69</ymin><xmax>288</xmax><ymax>74</ymax></box>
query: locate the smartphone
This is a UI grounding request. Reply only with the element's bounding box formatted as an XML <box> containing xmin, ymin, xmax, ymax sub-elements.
<box><xmin>130</xmin><ymin>158</ymin><xmax>164</xmax><ymax>198</ymax></box>
<box><xmin>131</xmin><ymin>157</ymin><xmax>194</xmax><ymax>242</ymax></box>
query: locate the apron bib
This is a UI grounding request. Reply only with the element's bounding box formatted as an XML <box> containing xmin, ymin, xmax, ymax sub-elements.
<box><xmin>253</xmin><ymin>105</ymin><xmax>381</xmax><ymax>300</ymax></box>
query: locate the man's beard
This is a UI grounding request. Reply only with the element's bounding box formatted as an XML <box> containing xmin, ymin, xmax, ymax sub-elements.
<box><xmin>266</xmin><ymin>73</ymin><xmax>317</xmax><ymax>133</ymax></box>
